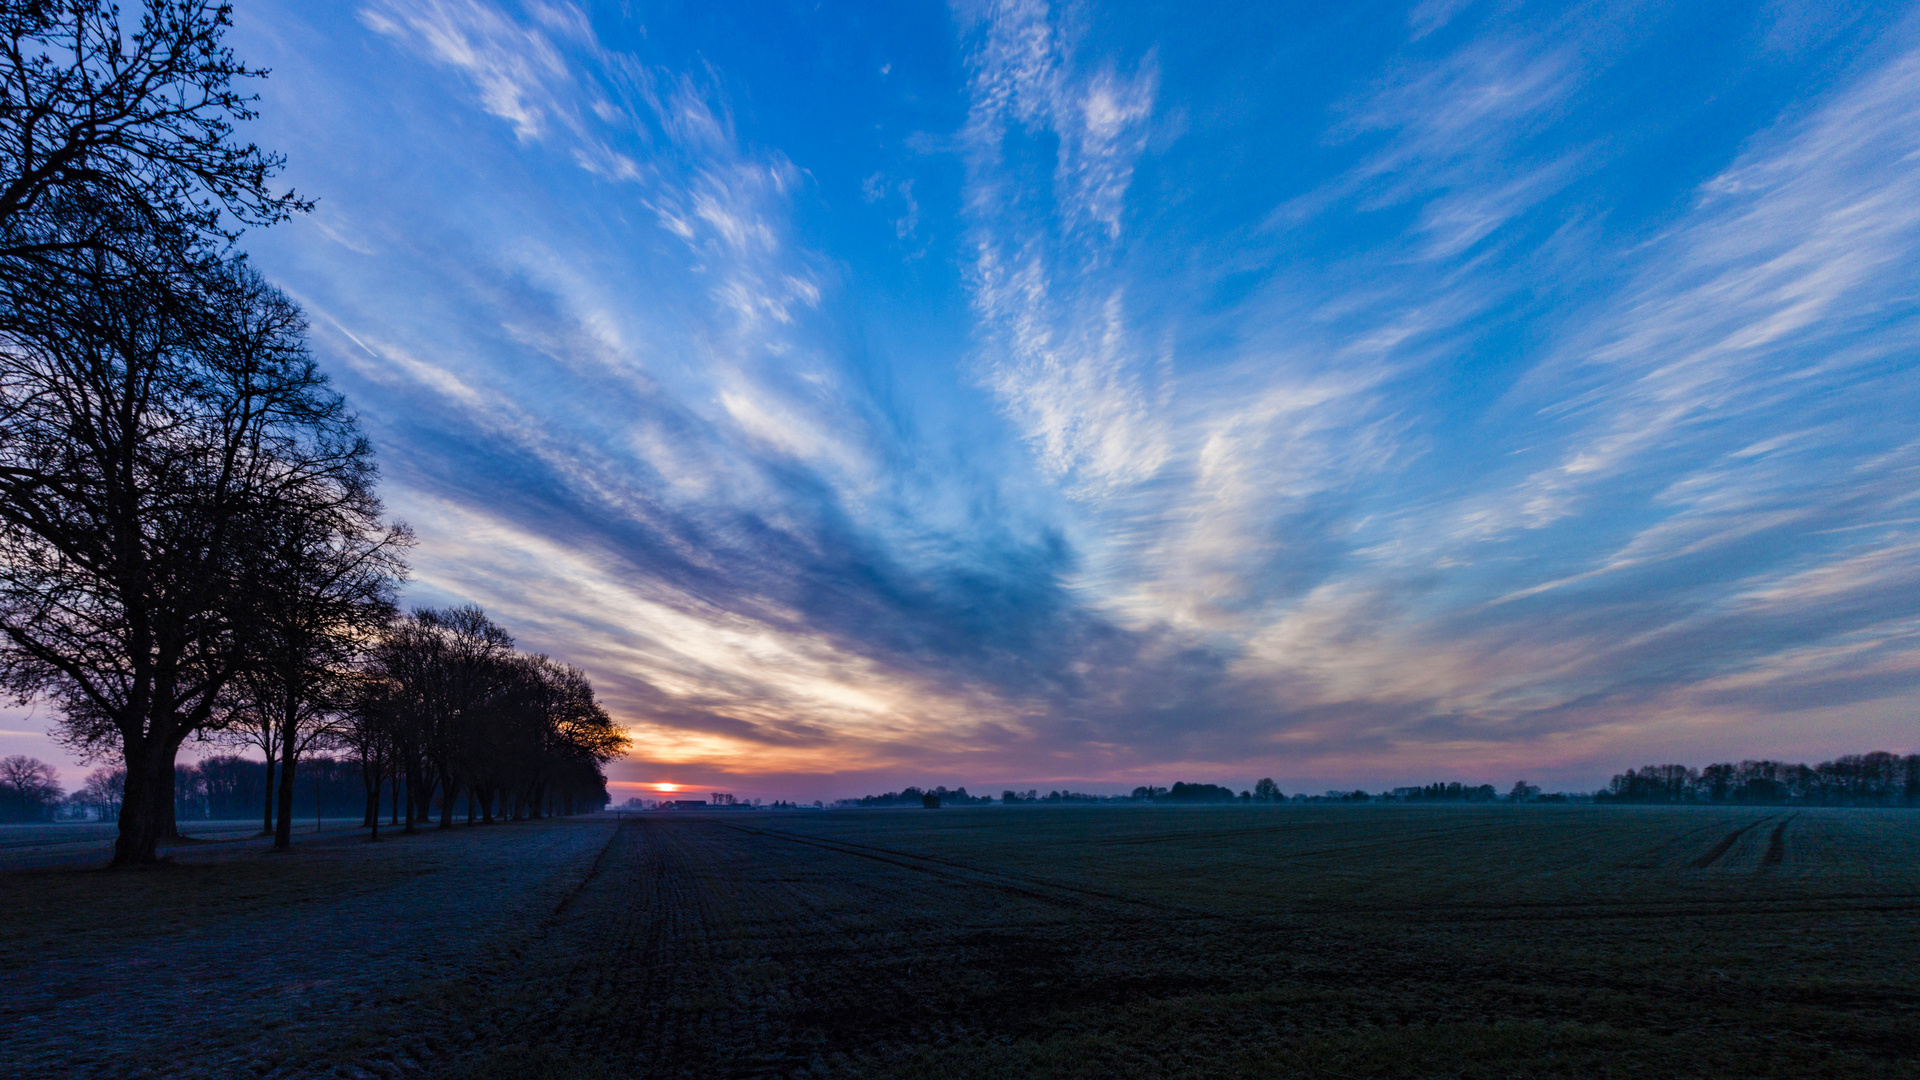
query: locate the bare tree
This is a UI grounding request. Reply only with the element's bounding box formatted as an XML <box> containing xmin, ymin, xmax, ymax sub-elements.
<box><xmin>214</xmin><ymin>688</ymin><xmax>279</xmax><ymax>834</ymax></box>
<box><xmin>0</xmin><ymin>751</ymin><xmax>58</xmax><ymax>819</ymax></box>
<box><xmin>0</xmin><ymin>1</ymin><xmax>304</xmax><ymax>271</ymax></box>
<box><xmin>352</xmin><ymin>617</ymin><xmax>628</xmax><ymax>829</ymax></box>
<box><xmin>361</xmin><ymin>607</ymin><xmax>513</xmax><ymax>832</ymax></box>
<box><xmin>0</xmin><ymin>1</ymin><xmax>313</xmax><ymax>867</ymax></box>
<box><xmin>414</xmin><ymin>607</ymin><xmax>511</xmax><ymax>829</ymax></box>
<box><xmin>0</xmin><ymin>252</ymin><xmax>370</xmax><ymax>865</ymax></box>
<box><xmin>341</xmin><ymin>673</ymin><xmax>398</xmax><ymax>839</ymax></box>
<box><xmin>79</xmin><ymin>763</ymin><xmax>122</xmax><ymax>818</ymax></box>
<box><xmin>525</xmin><ymin>655</ymin><xmax>626</xmax><ymax>815</ymax></box>
<box><xmin>480</xmin><ymin>653</ymin><xmax>626</xmax><ymax>819</ymax></box>
<box><xmin>230</xmin><ymin>492</ymin><xmax>408</xmax><ymax>850</ymax></box>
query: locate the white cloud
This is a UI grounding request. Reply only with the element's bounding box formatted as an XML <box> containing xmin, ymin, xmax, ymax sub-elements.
<box><xmin>361</xmin><ymin>0</ymin><xmax>572</xmax><ymax>140</ymax></box>
<box><xmin>961</xmin><ymin>0</ymin><xmax>1167</xmax><ymax>493</ymax></box>
<box><xmin>1486</xmin><ymin>42</ymin><xmax>1920</xmax><ymax>543</ymax></box>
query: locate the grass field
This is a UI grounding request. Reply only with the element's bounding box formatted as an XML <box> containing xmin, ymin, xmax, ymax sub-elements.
<box><xmin>2</xmin><ymin>804</ymin><xmax>1917</xmax><ymax>1078</ymax></box>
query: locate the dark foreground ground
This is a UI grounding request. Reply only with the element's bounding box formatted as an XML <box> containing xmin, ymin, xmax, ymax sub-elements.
<box><xmin>2</xmin><ymin>805</ymin><xmax>1917</xmax><ymax>1079</ymax></box>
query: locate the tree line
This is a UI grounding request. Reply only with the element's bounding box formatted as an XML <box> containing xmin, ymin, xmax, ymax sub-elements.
<box><xmin>344</xmin><ymin>606</ymin><xmax>628</xmax><ymax>840</ymax></box>
<box><xmin>836</xmin><ymin>785</ymin><xmax>993</xmax><ymax>807</ymax></box>
<box><xmin>825</xmin><ymin>779</ymin><xmax>1557</xmax><ymax>807</ymax></box>
<box><xmin>0</xmin><ymin>754</ymin><xmax>343</xmax><ymax>823</ymax></box>
<box><xmin>701</xmin><ymin>757</ymin><xmax>1920</xmax><ymax>816</ymax></box>
<box><xmin>0</xmin><ymin>3</ymin><xmax>626</xmax><ymax>862</ymax></box>
<box><xmin>1601</xmin><ymin>752</ymin><xmax>1920</xmax><ymax>806</ymax></box>
<box><xmin>0</xmin><ymin>603</ymin><xmax>633</xmax><ymax>836</ymax></box>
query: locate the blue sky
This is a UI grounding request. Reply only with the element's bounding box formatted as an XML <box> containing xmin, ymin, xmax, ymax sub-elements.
<box><xmin>9</xmin><ymin>0</ymin><xmax>1919</xmax><ymax>800</ymax></box>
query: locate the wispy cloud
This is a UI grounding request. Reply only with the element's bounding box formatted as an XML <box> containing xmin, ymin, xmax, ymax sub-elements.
<box><xmin>200</xmin><ymin>1</ymin><xmax>1920</xmax><ymax>796</ymax></box>
<box><xmin>960</xmin><ymin>0</ymin><xmax>1167</xmax><ymax>493</ymax></box>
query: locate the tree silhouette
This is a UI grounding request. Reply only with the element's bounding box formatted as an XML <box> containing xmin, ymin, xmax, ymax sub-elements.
<box><xmin>0</xmin><ymin>254</ymin><xmax>367</xmax><ymax>865</ymax></box>
<box><xmin>0</xmin><ymin>1</ymin><xmax>320</xmax><ymax>867</ymax></box>
<box><xmin>0</xmin><ymin>1</ymin><xmax>305</xmax><ymax>271</ymax></box>
<box><xmin>0</xmin><ymin>752</ymin><xmax>59</xmax><ymax>819</ymax></box>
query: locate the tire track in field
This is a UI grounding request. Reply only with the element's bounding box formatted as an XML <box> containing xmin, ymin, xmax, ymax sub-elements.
<box><xmin>602</xmin><ymin>818</ymin><xmax>1107</xmax><ymax>1076</ymax></box>
<box><xmin>1091</xmin><ymin>816</ymin><xmax>1512</xmax><ymax>850</ymax></box>
<box><xmin>1622</xmin><ymin>816</ymin><xmax>1748</xmax><ymax>868</ymax></box>
<box><xmin>1690</xmin><ymin>816</ymin><xmax>1775</xmax><ymax>869</ymax></box>
<box><xmin>547</xmin><ymin>813</ymin><xmax>625</xmax><ymax>918</ymax></box>
<box><xmin>1762</xmin><ymin>814</ymin><xmax>1797</xmax><ymax>870</ymax></box>
<box><xmin>727</xmin><ymin>817</ymin><xmax>1532</xmax><ymax>909</ymax></box>
<box><xmin>713</xmin><ymin>822</ymin><xmax>1128</xmax><ymax>907</ymax></box>
<box><xmin>712</xmin><ymin>820</ymin><xmax>1205</xmax><ymax>919</ymax></box>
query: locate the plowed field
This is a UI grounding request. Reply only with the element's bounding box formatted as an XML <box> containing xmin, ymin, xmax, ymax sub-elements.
<box><xmin>4</xmin><ymin>804</ymin><xmax>1918</xmax><ymax>1078</ymax></box>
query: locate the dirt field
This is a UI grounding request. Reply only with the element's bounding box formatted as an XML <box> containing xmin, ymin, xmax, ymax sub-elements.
<box><xmin>2</xmin><ymin>805</ymin><xmax>1917</xmax><ymax>1078</ymax></box>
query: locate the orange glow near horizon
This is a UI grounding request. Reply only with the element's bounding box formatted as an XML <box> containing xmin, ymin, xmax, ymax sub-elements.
<box><xmin>652</xmin><ymin>783</ymin><xmax>681</xmax><ymax>792</ymax></box>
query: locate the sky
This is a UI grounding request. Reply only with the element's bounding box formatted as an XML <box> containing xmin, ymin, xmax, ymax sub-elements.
<box><xmin>7</xmin><ymin>0</ymin><xmax>1920</xmax><ymax>800</ymax></box>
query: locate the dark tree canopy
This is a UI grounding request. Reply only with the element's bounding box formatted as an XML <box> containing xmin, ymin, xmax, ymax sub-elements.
<box><xmin>0</xmin><ymin>253</ymin><xmax>374</xmax><ymax>864</ymax></box>
<box><xmin>353</xmin><ymin>608</ymin><xmax>628</xmax><ymax>834</ymax></box>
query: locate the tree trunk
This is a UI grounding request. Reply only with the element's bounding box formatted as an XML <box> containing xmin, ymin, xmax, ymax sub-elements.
<box><xmin>157</xmin><ymin>754</ymin><xmax>182</xmax><ymax>839</ymax></box>
<box><xmin>437</xmin><ymin>770</ymin><xmax>455</xmax><ymax>829</ymax></box>
<box><xmin>262</xmin><ymin>755</ymin><xmax>277</xmax><ymax>835</ymax></box>
<box><xmin>403</xmin><ymin>761</ymin><xmax>421</xmax><ymax>833</ymax></box>
<box><xmin>273</xmin><ymin>744</ymin><xmax>298</xmax><ymax>851</ymax></box>
<box><xmin>111</xmin><ymin>740</ymin><xmax>165</xmax><ymax>867</ymax></box>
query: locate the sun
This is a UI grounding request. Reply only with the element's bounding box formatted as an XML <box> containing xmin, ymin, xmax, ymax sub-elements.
<box><xmin>651</xmin><ymin>783</ymin><xmax>680</xmax><ymax>792</ymax></box>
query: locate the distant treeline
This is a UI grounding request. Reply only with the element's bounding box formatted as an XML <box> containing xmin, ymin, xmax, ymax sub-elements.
<box><xmin>176</xmin><ymin>756</ymin><xmax>362</xmax><ymax>822</ymax></box>
<box><xmin>822</xmin><ymin>756</ymin><xmax>1920</xmax><ymax>813</ymax></box>
<box><xmin>1389</xmin><ymin>782</ymin><xmax>1501</xmax><ymax>802</ymax></box>
<box><xmin>836</xmin><ymin>786</ymin><xmax>994</xmax><ymax>807</ymax></box>
<box><xmin>835</xmin><ymin>781</ymin><xmax>1290</xmax><ymax>806</ymax></box>
<box><xmin>1006</xmin><ymin>789</ymin><xmax>1107</xmax><ymax>803</ymax></box>
<box><xmin>830</xmin><ymin>778</ymin><xmax>1586</xmax><ymax>808</ymax></box>
<box><xmin>1602</xmin><ymin>753</ymin><xmax>1920</xmax><ymax>806</ymax></box>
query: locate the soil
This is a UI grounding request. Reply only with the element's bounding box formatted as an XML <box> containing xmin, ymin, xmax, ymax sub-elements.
<box><xmin>3</xmin><ymin>804</ymin><xmax>1917</xmax><ymax>1079</ymax></box>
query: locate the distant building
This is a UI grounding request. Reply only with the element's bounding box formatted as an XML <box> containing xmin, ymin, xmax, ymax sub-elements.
<box><xmin>666</xmin><ymin>800</ymin><xmax>709</xmax><ymax>810</ymax></box>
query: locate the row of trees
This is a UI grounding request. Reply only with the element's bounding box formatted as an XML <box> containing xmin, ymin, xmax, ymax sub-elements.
<box><xmin>0</xmin><ymin>600</ymin><xmax>632</xmax><ymax>842</ymax></box>
<box><xmin>0</xmin><ymin>756</ymin><xmax>124</xmax><ymax>821</ymax></box>
<box><xmin>1602</xmin><ymin>753</ymin><xmax>1920</xmax><ymax>805</ymax></box>
<box><xmin>1390</xmin><ymin>782</ymin><xmax>1501</xmax><ymax>802</ymax></box>
<box><xmin>0</xmin><ymin>0</ymin><xmax>361</xmax><ymax>865</ymax></box>
<box><xmin>835</xmin><ymin>761</ymin><xmax>1920</xmax><ymax>811</ymax></box>
<box><xmin>835</xmin><ymin>779</ymin><xmax>1565</xmax><ymax>806</ymax></box>
<box><xmin>174</xmin><ymin>754</ymin><xmax>356</xmax><ymax>822</ymax></box>
<box><xmin>837</xmin><ymin>785</ymin><xmax>992</xmax><ymax>807</ymax></box>
<box><xmin>0</xmin><ymin>3</ymin><xmax>627</xmax><ymax>863</ymax></box>
<box><xmin>198</xmin><ymin>601</ymin><xmax>625</xmax><ymax>844</ymax></box>
<box><xmin>838</xmin><ymin>781</ymin><xmax>1296</xmax><ymax>806</ymax></box>
<box><xmin>345</xmin><ymin>607</ymin><xmax>628</xmax><ymax>839</ymax></box>
<box><xmin>1005</xmin><ymin>789</ymin><xmax>1104</xmax><ymax>803</ymax></box>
